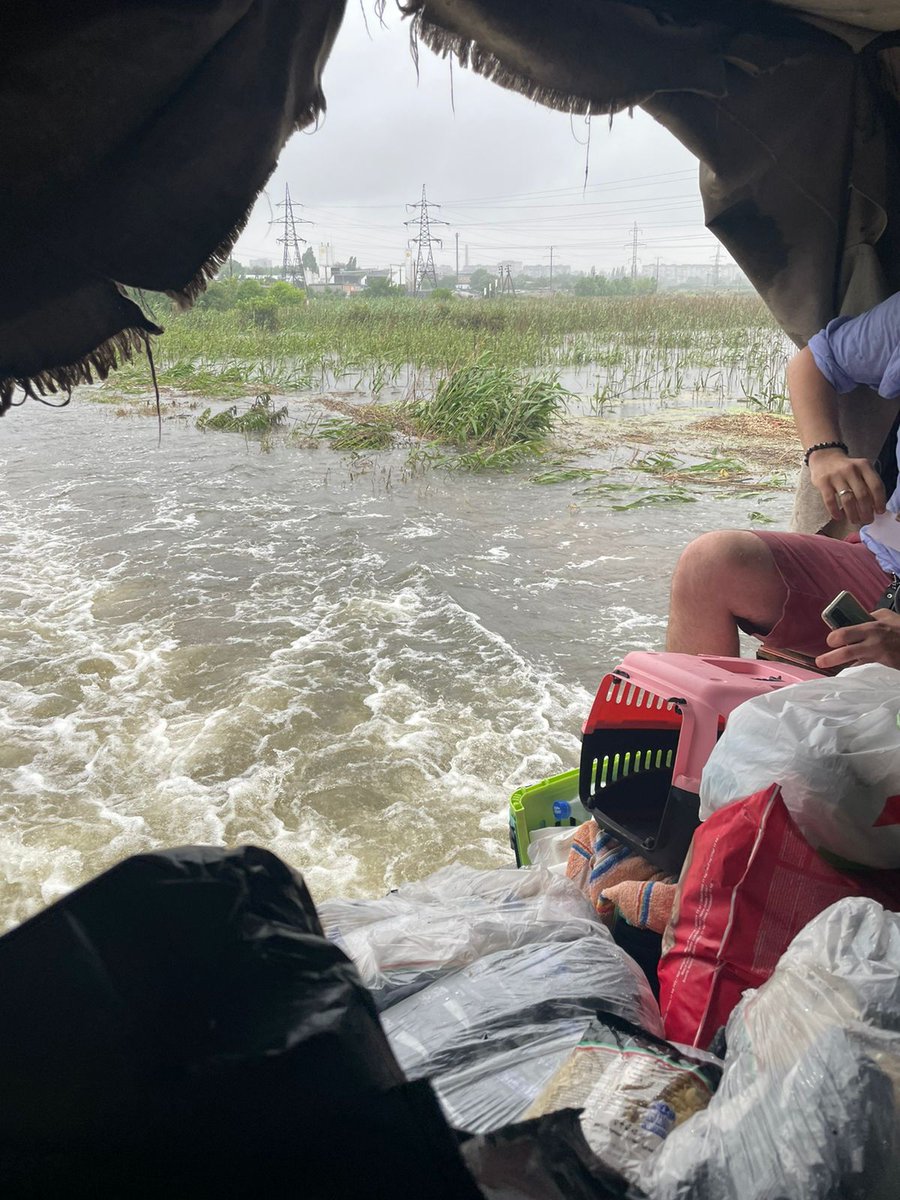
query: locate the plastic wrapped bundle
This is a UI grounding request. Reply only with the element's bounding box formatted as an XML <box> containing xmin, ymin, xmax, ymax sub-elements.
<box><xmin>320</xmin><ymin>864</ymin><xmax>600</xmax><ymax>1010</ymax></box>
<box><xmin>381</xmin><ymin>927</ymin><xmax>663</xmax><ymax>1132</ymax></box>
<box><xmin>640</xmin><ymin>898</ymin><xmax>900</xmax><ymax>1200</ymax></box>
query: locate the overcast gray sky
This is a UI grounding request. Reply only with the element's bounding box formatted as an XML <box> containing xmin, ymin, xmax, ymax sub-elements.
<box><xmin>234</xmin><ymin>4</ymin><xmax>728</xmax><ymax>276</ymax></box>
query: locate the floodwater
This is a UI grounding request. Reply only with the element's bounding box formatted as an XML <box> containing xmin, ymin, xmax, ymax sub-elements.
<box><xmin>0</xmin><ymin>393</ymin><xmax>793</xmax><ymax>930</ymax></box>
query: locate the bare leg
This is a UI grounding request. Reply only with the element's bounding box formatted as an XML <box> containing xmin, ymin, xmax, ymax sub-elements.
<box><xmin>666</xmin><ymin>531</ymin><xmax>787</xmax><ymax>656</ymax></box>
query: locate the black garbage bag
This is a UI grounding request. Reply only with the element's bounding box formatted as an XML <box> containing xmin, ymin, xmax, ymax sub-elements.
<box><xmin>460</xmin><ymin>1108</ymin><xmax>642</xmax><ymax>1200</ymax></box>
<box><xmin>0</xmin><ymin>844</ymin><xmax>482</xmax><ymax>1199</ymax></box>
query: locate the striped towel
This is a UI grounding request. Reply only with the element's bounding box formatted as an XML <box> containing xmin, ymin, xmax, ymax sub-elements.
<box><xmin>566</xmin><ymin>818</ymin><xmax>674</xmax><ymax>926</ymax></box>
<box><xmin>600</xmin><ymin>879</ymin><xmax>677</xmax><ymax>934</ymax></box>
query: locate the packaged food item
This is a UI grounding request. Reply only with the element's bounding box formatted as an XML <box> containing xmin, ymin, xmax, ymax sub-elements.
<box><xmin>524</xmin><ymin>1014</ymin><xmax>720</xmax><ymax>1186</ymax></box>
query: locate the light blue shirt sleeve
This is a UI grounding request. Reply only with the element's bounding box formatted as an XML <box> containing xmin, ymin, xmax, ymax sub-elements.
<box><xmin>807</xmin><ymin>291</ymin><xmax>900</xmax><ymax>398</ymax></box>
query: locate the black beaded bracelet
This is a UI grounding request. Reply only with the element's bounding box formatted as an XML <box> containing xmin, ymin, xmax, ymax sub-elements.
<box><xmin>803</xmin><ymin>440</ymin><xmax>848</xmax><ymax>467</ymax></box>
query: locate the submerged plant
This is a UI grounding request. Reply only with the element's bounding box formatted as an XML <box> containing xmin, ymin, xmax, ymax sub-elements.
<box><xmin>742</xmin><ymin>385</ymin><xmax>791</xmax><ymax>414</ymax></box>
<box><xmin>631</xmin><ymin>451</ymin><xmax>751</xmax><ymax>484</ymax></box>
<box><xmin>532</xmin><ymin>467</ymin><xmax>605</xmax><ymax>485</ymax></box>
<box><xmin>91</xmin><ymin>292</ymin><xmax>790</xmax><ymax>412</ymax></box>
<box><xmin>405</xmin><ymin>354</ymin><xmax>569</xmax><ymax>451</ymax></box>
<box><xmin>196</xmin><ymin>393</ymin><xmax>288</xmax><ymax>433</ymax></box>
<box><xmin>449</xmin><ymin>440</ymin><xmax>546</xmax><ymax>471</ymax></box>
<box><xmin>318</xmin><ymin>416</ymin><xmax>394</xmax><ymax>451</ymax></box>
<box><xmin>587</xmin><ymin>380</ymin><xmax>617</xmax><ymax>415</ymax></box>
<box><xmin>610</xmin><ymin>490</ymin><xmax>697</xmax><ymax>510</ymax></box>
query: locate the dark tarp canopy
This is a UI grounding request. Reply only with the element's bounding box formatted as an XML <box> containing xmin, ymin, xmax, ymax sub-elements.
<box><xmin>5</xmin><ymin>1</ymin><xmax>900</xmax><ymax>527</ymax></box>
<box><xmin>0</xmin><ymin>1</ymin><xmax>346</xmax><ymax>411</ymax></box>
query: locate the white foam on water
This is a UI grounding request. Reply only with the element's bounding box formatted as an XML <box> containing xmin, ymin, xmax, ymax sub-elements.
<box><xmin>1</xmin><ymin>436</ymin><xmax>601</xmax><ymax>929</ymax></box>
<box><xmin>568</xmin><ymin>555</ymin><xmax>634</xmax><ymax>570</ymax></box>
<box><xmin>397</xmin><ymin>523</ymin><xmax>439</xmax><ymax>540</ymax></box>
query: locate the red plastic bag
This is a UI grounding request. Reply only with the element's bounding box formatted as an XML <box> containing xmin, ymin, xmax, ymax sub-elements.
<box><xmin>658</xmin><ymin>785</ymin><xmax>900</xmax><ymax>1048</ymax></box>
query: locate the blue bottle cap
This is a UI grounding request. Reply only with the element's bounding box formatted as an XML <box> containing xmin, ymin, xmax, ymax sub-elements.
<box><xmin>552</xmin><ymin>800</ymin><xmax>572</xmax><ymax>820</ymax></box>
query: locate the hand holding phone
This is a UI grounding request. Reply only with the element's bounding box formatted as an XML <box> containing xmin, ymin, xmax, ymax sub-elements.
<box><xmin>821</xmin><ymin>590</ymin><xmax>873</xmax><ymax>630</ymax></box>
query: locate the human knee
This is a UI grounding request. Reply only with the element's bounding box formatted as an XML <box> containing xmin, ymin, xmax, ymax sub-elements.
<box><xmin>672</xmin><ymin>531</ymin><xmax>761</xmax><ymax>594</ymax></box>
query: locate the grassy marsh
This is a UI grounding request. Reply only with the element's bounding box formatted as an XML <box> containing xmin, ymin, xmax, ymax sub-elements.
<box><xmin>97</xmin><ymin>293</ymin><xmax>790</xmax><ymax>407</ymax></box>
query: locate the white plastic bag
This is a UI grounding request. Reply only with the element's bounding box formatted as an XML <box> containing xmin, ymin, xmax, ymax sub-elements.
<box><xmin>527</xmin><ymin>825</ymin><xmax>579</xmax><ymax>872</ymax></box>
<box><xmin>382</xmin><ymin>933</ymin><xmax>663</xmax><ymax>1131</ymax></box>
<box><xmin>699</xmin><ymin>663</ymin><xmax>900</xmax><ymax>867</ymax></box>
<box><xmin>323</xmin><ymin>862</ymin><xmax>663</xmax><ymax>1132</ymax></box>
<box><xmin>319</xmin><ymin>863</ymin><xmax>604</xmax><ymax>1010</ymax></box>
<box><xmin>640</xmin><ymin>897</ymin><xmax>900</xmax><ymax>1200</ymax></box>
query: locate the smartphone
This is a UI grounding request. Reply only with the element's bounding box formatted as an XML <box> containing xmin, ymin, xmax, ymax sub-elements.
<box><xmin>821</xmin><ymin>590</ymin><xmax>873</xmax><ymax>629</ymax></box>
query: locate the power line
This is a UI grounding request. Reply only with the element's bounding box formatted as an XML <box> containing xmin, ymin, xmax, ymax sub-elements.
<box><xmin>285</xmin><ymin>169</ymin><xmax>698</xmax><ymax>211</ymax></box>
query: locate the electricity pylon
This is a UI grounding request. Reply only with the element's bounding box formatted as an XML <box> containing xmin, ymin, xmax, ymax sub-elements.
<box><xmin>274</xmin><ymin>184</ymin><xmax>312</xmax><ymax>291</ymax></box>
<box><xmin>405</xmin><ymin>185</ymin><xmax>448</xmax><ymax>294</ymax></box>
<box><xmin>625</xmin><ymin>221</ymin><xmax>646</xmax><ymax>282</ymax></box>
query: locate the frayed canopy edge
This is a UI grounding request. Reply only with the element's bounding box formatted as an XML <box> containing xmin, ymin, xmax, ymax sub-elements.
<box><xmin>0</xmin><ymin>322</ymin><xmax>163</xmax><ymax>417</ymax></box>
<box><xmin>403</xmin><ymin>6</ymin><xmax>651</xmax><ymax>116</ymax></box>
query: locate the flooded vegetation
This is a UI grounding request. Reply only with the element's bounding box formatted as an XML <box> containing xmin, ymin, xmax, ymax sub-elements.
<box><xmin>106</xmin><ymin>292</ymin><xmax>791</xmax><ymax>412</ymax></box>
<box><xmin>98</xmin><ymin>293</ymin><xmax>796</xmax><ymax>509</ymax></box>
<box><xmin>1</xmin><ymin>293</ymin><xmax>799</xmax><ymax>930</ymax></box>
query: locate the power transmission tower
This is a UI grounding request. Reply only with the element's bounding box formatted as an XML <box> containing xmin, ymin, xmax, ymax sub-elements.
<box><xmin>712</xmin><ymin>244</ymin><xmax>722</xmax><ymax>289</ymax></box>
<box><xmin>405</xmin><ymin>185</ymin><xmax>448</xmax><ymax>294</ymax></box>
<box><xmin>625</xmin><ymin>222</ymin><xmax>646</xmax><ymax>282</ymax></box>
<box><xmin>274</xmin><ymin>183</ymin><xmax>312</xmax><ymax>292</ymax></box>
<box><xmin>499</xmin><ymin>264</ymin><xmax>516</xmax><ymax>296</ymax></box>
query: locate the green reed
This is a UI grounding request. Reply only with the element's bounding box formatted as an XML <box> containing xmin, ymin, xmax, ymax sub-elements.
<box><xmin>405</xmin><ymin>355</ymin><xmax>569</xmax><ymax>449</ymax></box>
<box><xmin>113</xmin><ymin>293</ymin><xmax>786</xmax><ymax>403</ymax></box>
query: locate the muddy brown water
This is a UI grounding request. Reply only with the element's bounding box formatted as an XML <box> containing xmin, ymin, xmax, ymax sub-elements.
<box><xmin>0</xmin><ymin>393</ymin><xmax>795</xmax><ymax>929</ymax></box>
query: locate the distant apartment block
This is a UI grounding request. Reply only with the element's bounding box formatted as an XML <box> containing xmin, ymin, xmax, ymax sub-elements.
<box><xmin>522</xmin><ymin>263</ymin><xmax>571</xmax><ymax>278</ymax></box>
<box><xmin>653</xmin><ymin>262</ymin><xmax>749</xmax><ymax>288</ymax></box>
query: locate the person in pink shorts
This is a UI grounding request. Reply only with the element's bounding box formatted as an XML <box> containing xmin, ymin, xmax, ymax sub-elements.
<box><xmin>667</xmin><ymin>293</ymin><xmax>900</xmax><ymax>672</ymax></box>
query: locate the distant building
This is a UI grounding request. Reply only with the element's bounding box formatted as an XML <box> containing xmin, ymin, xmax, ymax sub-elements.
<box><xmin>653</xmin><ymin>262</ymin><xmax>750</xmax><ymax>289</ymax></box>
<box><xmin>329</xmin><ymin>268</ymin><xmax>367</xmax><ymax>286</ymax></box>
<box><xmin>522</xmin><ymin>263</ymin><xmax>571</xmax><ymax>279</ymax></box>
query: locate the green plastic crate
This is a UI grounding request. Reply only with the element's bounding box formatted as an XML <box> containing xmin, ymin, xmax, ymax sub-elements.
<box><xmin>508</xmin><ymin>769</ymin><xmax>591</xmax><ymax>867</ymax></box>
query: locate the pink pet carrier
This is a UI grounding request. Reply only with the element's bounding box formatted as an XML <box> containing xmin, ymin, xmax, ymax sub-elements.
<box><xmin>578</xmin><ymin>652</ymin><xmax>821</xmax><ymax>874</ymax></box>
